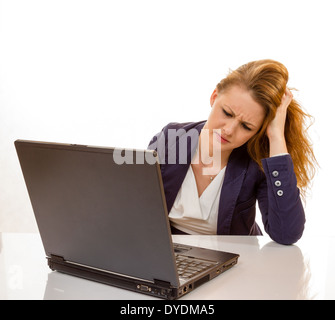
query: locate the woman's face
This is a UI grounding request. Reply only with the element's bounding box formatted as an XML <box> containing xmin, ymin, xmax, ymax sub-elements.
<box><xmin>203</xmin><ymin>85</ymin><xmax>265</xmax><ymax>158</ymax></box>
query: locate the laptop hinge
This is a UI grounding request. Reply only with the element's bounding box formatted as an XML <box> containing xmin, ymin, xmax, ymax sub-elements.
<box><xmin>50</xmin><ymin>254</ymin><xmax>66</xmax><ymax>262</ymax></box>
<box><xmin>154</xmin><ymin>279</ymin><xmax>171</xmax><ymax>288</ymax></box>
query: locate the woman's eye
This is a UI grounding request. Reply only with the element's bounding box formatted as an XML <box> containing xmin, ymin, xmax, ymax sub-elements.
<box><xmin>223</xmin><ymin>109</ymin><xmax>232</xmax><ymax>117</ymax></box>
<box><xmin>242</xmin><ymin>123</ymin><xmax>251</xmax><ymax>131</ymax></box>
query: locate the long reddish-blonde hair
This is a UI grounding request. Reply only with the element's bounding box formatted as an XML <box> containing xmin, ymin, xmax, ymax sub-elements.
<box><xmin>216</xmin><ymin>59</ymin><xmax>317</xmax><ymax>197</ymax></box>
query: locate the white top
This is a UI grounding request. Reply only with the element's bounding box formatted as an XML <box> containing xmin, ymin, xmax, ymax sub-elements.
<box><xmin>169</xmin><ymin>165</ymin><xmax>226</xmax><ymax>235</ymax></box>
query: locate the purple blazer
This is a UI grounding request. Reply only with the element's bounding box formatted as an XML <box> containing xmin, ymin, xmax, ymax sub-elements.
<box><xmin>148</xmin><ymin>121</ymin><xmax>305</xmax><ymax>245</ymax></box>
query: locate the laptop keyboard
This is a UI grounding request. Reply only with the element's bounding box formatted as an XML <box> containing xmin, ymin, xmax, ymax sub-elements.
<box><xmin>175</xmin><ymin>255</ymin><xmax>216</xmax><ymax>279</ymax></box>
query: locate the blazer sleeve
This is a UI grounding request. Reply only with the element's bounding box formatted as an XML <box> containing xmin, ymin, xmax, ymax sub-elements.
<box><xmin>257</xmin><ymin>154</ymin><xmax>305</xmax><ymax>245</ymax></box>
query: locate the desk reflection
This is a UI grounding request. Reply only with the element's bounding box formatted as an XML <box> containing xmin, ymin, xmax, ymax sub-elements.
<box><xmin>43</xmin><ymin>271</ymin><xmax>153</xmax><ymax>300</ymax></box>
<box><xmin>43</xmin><ymin>236</ymin><xmax>313</xmax><ymax>300</ymax></box>
<box><xmin>177</xmin><ymin>236</ymin><xmax>313</xmax><ymax>300</ymax></box>
<box><xmin>250</xmin><ymin>241</ymin><xmax>312</xmax><ymax>299</ymax></box>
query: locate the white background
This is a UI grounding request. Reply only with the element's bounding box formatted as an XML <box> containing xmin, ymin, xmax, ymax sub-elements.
<box><xmin>0</xmin><ymin>0</ymin><xmax>334</xmax><ymax>235</ymax></box>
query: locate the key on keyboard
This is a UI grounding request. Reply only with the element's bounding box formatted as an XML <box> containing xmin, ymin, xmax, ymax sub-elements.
<box><xmin>175</xmin><ymin>255</ymin><xmax>217</xmax><ymax>279</ymax></box>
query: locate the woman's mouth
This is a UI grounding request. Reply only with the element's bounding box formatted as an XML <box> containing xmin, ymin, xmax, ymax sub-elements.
<box><xmin>214</xmin><ymin>131</ymin><xmax>230</xmax><ymax>144</ymax></box>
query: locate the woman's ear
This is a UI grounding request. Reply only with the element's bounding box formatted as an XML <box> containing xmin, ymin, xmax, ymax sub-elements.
<box><xmin>210</xmin><ymin>89</ymin><xmax>218</xmax><ymax>107</ymax></box>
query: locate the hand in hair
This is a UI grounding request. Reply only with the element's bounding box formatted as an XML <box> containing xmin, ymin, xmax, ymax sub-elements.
<box><xmin>266</xmin><ymin>88</ymin><xmax>293</xmax><ymax>156</ymax></box>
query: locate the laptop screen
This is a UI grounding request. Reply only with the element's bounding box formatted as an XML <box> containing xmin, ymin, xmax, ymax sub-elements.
<box><xmin>15</xmin><ymin>140</ymin><xmax>179</xmax><ymax>286</ymax></box>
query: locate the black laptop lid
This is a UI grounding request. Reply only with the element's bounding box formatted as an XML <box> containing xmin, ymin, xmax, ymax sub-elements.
<box><xmin>15</xmin><ymin>140</ymin><xmax>179</xmax><ymax>287</ymax></box>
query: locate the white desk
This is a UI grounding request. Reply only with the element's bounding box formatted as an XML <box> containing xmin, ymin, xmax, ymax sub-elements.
<box><xmin>1</xmin><ymin>232</ymin><xmax>334</xmax><ymax>300</ymax></box>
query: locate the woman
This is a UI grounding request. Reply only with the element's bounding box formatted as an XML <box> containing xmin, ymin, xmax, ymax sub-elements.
<box><xmin>148</xmin><ymin>59</ymin><xmax>316</xmax><ymax>245</ymax></box>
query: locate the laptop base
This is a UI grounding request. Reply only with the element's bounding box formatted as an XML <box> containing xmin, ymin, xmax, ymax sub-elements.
<box><xmin>47</xmin><ymin>250</ymin><xmax>239</xmax><ymax>300</ymax></box>
<box><xmin>47</xmin><ymin>255</ymin><xmax>178</xmax><ymax>300</ymax></box>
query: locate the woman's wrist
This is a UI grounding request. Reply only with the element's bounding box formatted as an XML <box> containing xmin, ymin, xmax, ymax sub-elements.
<box><xmin>268</xmin><ymin>134</ymin><xmax>288</xmax><ymax>157</ymax></box>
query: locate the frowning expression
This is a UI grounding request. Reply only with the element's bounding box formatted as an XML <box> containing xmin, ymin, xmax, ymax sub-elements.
<box><xmin>202</xmin><ymin>85</ymin><xmax>265</xmax><ymax>157</ymax></box>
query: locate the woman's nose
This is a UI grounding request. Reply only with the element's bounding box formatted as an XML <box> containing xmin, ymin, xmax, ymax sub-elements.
<box><xmin>223</xmin><ymin>120</ymin><xmax>237</xmax><ymax>136</ymax></box>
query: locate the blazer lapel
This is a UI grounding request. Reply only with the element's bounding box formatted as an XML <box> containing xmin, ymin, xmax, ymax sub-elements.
<box><xmin>162</xmin><ymin>121</ymin><xmax>204</xmax><ymax>213</ymax></box>
<box><xmin>217</xmin><ymin>145</ymin><xmax>249</xmax><ymax>234</ymax></box>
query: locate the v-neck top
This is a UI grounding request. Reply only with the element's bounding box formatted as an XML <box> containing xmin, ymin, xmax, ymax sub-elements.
<box><xmin>168</xmin><ymin>165</ymin><xmax>226</xmax><ymax>235</ymax></box>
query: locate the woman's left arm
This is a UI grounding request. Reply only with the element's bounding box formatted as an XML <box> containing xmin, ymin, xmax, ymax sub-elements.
<box><xmin>258</xmin><ymin>89</ymin><xmax>305</xmax><ymax>245</ymax></box>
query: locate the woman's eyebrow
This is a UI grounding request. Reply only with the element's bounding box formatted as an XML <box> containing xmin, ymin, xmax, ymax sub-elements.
<box><xmin>223</xmin><ymin>104</ymin><xmax>256</xmax><ymax>128</ymax></box>
<box><xmin>242</xmin><ymin>121</ymin><xmax>256</xmax><ymax>128</ymax></box>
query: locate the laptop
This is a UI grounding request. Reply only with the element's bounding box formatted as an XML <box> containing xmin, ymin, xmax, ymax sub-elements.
<box><xmin>15</xmin><ymin>139</ymin><xmax>239</xmax><ymax>299</ymax></box>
